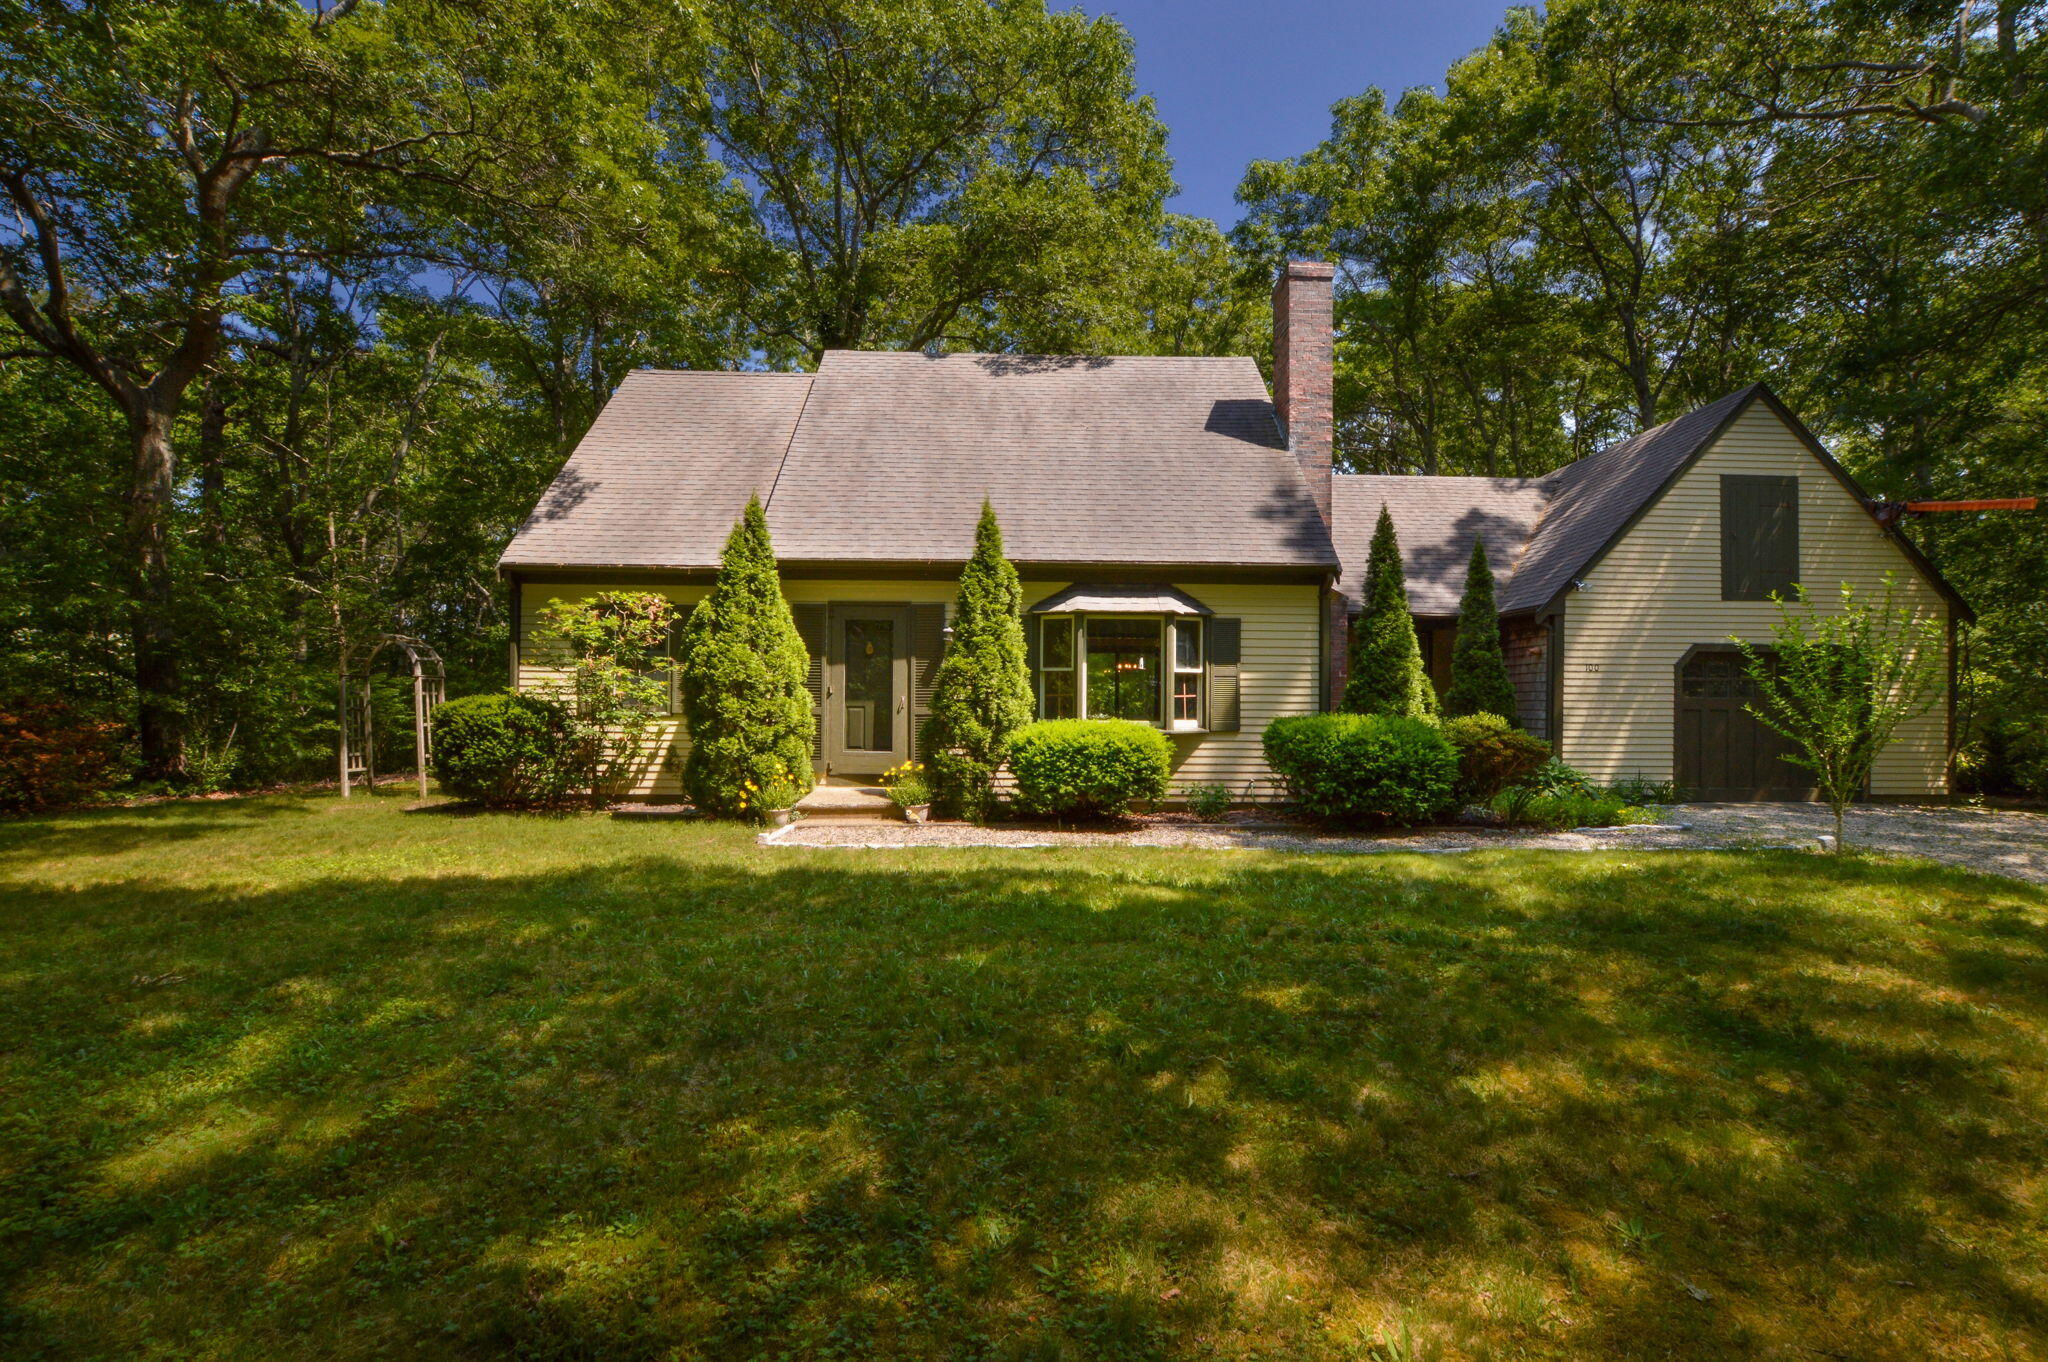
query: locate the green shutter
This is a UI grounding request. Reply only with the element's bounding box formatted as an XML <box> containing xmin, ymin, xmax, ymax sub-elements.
<box><xmin>1023</xmin><ymin>614</ymin><xmax>1041</xmax><ymax>718</ymax></box>
<box><xmin>1722</xmin><ymin>475</ymin><xmax>1799</xmax><ymax>600</ymax></box>
<box><xmin>909</xmin><ymin>603</ymin><xmax>946</xmax><ymax>762</ymax></box>
<box><xmin>1206</xmin><ymin>617</ymin><xmax>1241</xmax><ymax>733</ymax></box>
<box><xmin>792</xmin><ymin>603</ymin><xmax>826</xmax><ymax>765</ymax></box>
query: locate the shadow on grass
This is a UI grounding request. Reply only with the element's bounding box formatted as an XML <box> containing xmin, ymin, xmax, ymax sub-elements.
<box><xmin>1</xmin><ymin>843</ymin><xmax>2044</xmax><ymax>1359</ymax></box>
<box><xmin>0</xmin><ymin>795</ymin><xmax>318</xmax><ymax>867</ymax></box>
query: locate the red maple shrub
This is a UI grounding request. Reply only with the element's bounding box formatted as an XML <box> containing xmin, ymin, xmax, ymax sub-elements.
<box><xmin>0</xmin><ymin>699</ymin><xmax>126</xmax><ymax>813</ymax></box>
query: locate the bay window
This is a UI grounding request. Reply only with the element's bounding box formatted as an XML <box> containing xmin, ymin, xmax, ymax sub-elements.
<box><xmin>1032</xmin><ymin>613</ymin><xmax>1205</xmax><ymax>729</ymax></box>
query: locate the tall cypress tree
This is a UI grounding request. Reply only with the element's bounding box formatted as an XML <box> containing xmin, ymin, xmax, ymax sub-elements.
<box><xmin>1442</xmin><ymin>537</ymin><xmax>1520</xmax><ymax>721</ymax></box>
<box><xmin>921</xmin><ymin>502</ymin><xmax>1033</xmax><ymax>820</ymax></box>
<box><xmin>1344</xmin><ymin>504</ymin><xmax>1438</xmax><ymax>719</ymax></box>
<box><xmin>677</xmin><ymin>496</ymin><xmax>815</xmax><ymax>817</ymax></box>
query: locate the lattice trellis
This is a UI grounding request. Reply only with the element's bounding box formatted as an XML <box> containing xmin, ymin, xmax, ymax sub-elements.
<box><xmin>339</xmin><ymin>635</ymin><xmax>446</xmax><ymax>800</ymax></box>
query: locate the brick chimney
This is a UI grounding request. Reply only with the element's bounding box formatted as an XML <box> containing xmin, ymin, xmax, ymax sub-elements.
<box><xmin>1272</xmin><ymin>259</ymin><xmax>1335</xmax><ymax>526</ymax></box>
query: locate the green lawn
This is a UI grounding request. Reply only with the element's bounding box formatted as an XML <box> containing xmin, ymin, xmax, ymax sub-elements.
<box><xmin>2</xmin><ymin>796</ymin><xmax>2046</xmax><ymax>1360</ymax></box>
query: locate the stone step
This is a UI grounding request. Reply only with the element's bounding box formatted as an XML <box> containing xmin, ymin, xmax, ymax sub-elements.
<box><xmin>795</xmin><ymin>784</ymin><xmax>901</xmax><ymax>822</ymax></box>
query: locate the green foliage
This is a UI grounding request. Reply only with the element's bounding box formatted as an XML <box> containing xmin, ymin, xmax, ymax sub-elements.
<box><xmin>1442</xmin><ymin>712</ymin><xmax>1550</xmax><ymax>805</ymax></box>
<box><xmin>1735</xmin><ymin>576</ymin><xmax>1945</xmax><ymax>851</ymax></box>
<box><xmin>1525</xmin><ymin>758</ymin><xmax>1596</xmax><ymax>798</ymax></box>
<box><xmin>919</xmin><ymin>504</ymin><xmax>1033</xmax><ymax>820</ymax></box>
<box><xmin>1184</xmin><ymin>782</ymin><xmax>1234</xmax><ymax>820</ymax></box>
<box><xmin>702</xmin><ymin>0</ymin><xmax>1173</xmax><ymax>357</ymax></box>
<box><xmin>1006</xmin><ymin>719</ymin><xmax>1172</xmax><ymax>819</ymax></box>
<box><xmin>532</xmin><ymin>591</ymin><xmax>678</xmax><ymax>805</ymax></box>
<box><xmin>1344</xmin><ymin>506</ymin><xmax>1438</xmax><ymax>719</ymax></box>
<box><xmin>0</xmin><ymin>698</ymin><xmax>126</xmax><ymax>813</ymax></box>
<box><xmin>677</xmin><ymin>498</ymin><xmax>814</xmax><ymax>819</ymax></box>
<box><xmin>1492</xmin><ymin>787</ymin><xmax>1655</xmax><ymax>831</ymax></box>
<box><xmin>1608</xmin><ymin>774</ymin><xmax>1680</xmax><ymax>806</ymax></box>
<box><xmin>1262</xmin><ymin>712</ymin><xmax>1459</xmax><ymax>827</ymax></box>
<box><xmin>1442</xmin><ymin>539</ymin><xmax>1518</xmax><ymax>721</ymax></box>
<box><xmin>430</xmin><ymin>692</ymin><xmax>580</xmax><ymax>808</ymax></box>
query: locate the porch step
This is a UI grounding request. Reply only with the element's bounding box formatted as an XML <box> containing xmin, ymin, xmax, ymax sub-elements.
<box><xmin>795</xmin><ymin>784</ymin><xmax>900</xmax><ymax>822</ymax></box>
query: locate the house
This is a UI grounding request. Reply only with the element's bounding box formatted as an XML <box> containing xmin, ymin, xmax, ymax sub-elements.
<box><xmin>500</xmin><ymin>262</ymin><xmax>1966</xmax><ymax>801</ymax></box>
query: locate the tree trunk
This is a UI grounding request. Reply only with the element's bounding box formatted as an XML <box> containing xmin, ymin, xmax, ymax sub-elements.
<box><xmin>197</xmin><ymin>382</ymin><xmax>229</xmax><ymax>554</ymax></box>
<box><xmin>126</xmin><ymin>403</ymin><xmax>183</xmax><ymax>780</ymax></box>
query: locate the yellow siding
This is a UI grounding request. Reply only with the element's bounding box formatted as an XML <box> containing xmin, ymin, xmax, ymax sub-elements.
<box><xmin>514</xmin><ymin>578</ymin><xmax>1323</xmax><ymax>800</ymax></box>
<box><xmin>1559</xmin><ymin>403</ymin><xmax>1951</xmax><ymax>795</ymax></box>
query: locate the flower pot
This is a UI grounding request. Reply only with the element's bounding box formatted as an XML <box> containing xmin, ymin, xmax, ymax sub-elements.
<box><xmin>764</xmin><ymin>807</ymin><xmax>797</xmax><ymax>829</ymax></box>
<box><xmin>901</xmin><ymin>803</ymin><xmax>931</xmax><ymax>824</ymax></box>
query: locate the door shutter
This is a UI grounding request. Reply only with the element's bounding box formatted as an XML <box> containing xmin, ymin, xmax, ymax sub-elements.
<box><xmin>791</xmin><ymin>603</ymin><xmax>827</xmax><ymax>765</ymax></box>
<box><xmin>1206</xmin><ymin>617</ymin><xmax>1241</xmax><ymax>733</ymax></box>
<box><xmin>909</xmin><ymin>603</ymin><xmax>946</xmax><ymax>761</ymax></box>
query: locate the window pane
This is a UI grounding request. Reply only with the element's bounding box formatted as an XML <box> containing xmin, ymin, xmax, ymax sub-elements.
<box><xmin>1042</xmin><ymin>616</ymin><xmax>1073</xmax><ymax>669</ymax></box>
<box><xmin>1085</xmin><ymin>617</ymin><xmax>1161</xmax><ymax>722</ymax></box>
<box><xmin>1174</xmin><ymin>675</ymin><xmax>1200</xmax><ymax>722</ymax></box>
<box><xmin>1175</xmin><ymin>619</ymin><xmax>1201</xmax><ymax>671</ymax></box>
<box><xmin>1042</xmin><ymin>669</ymin><xmax>1076</xmax><ymax>720</ymax></box>
<box><xmin>843</xmin><ymin>617</ymin><xmax>894</xmax><ymax>750</ymax></box>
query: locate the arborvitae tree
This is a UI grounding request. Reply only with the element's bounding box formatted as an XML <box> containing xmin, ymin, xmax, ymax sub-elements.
<box><xmin>1442</xmin><ymin>537</ymin><xmax>1520</xmax><ymax>721</ymax></box>
<box><xmin>678</xmin><ymin>496</ymin><xmax>815</xmax><ymax>817</ymax></box>
<box><xmin>1344</xmin><ymin>504</ymin><xmax>1439</xmax><ymax>719</ymax></box>
<box><xmin>920</xmin><ymin>502</ymin><xmax>1034</xmax><ymax>819</ymax></box>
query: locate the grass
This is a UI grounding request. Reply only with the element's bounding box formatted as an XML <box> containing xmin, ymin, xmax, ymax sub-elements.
<box><xmin>1</xmin><ymin>795</ymin><xmax>2046</xmax><ymax>1360</ymax></box>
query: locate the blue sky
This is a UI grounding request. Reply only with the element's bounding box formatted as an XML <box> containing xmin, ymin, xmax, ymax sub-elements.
<box><xmin>1071</xmin><ymin>0</ymin><xmax>1514</xmax><ymax>229</ymax></box>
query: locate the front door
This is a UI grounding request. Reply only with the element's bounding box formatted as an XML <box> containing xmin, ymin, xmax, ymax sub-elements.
<box><xmin>825</xmin><ymin>605</ymin><xmax>911</xmax><ymax>776</ymax></box>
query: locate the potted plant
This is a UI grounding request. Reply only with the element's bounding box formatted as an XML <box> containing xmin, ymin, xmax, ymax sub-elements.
<box><xmin>882</xmin><ymin>761</ymin><xmax>933</xmax><ymax>823</ymax></box>
<box><xmin>742</xmin><ymin>775</ymin><xmax>803</xmax><ymax>827</ymax></box>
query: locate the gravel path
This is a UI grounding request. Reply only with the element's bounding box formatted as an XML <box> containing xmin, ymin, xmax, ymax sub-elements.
<box><xmin>767</xmin><ymin>802</ymin><xmax>2048</xmax><ymax>884</ymax></box>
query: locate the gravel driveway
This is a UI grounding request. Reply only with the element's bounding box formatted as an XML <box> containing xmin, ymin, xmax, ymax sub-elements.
<box><xmin>768</xmin><ymin>802</ymin><xmax>2048</xmax><ymax>885</ymax></box>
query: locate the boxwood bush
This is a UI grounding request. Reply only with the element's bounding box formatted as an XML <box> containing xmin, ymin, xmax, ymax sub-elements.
<box><xmin>1262</xmin><ymin>712</ymin><xmax>1459</xmax><ymax>826</ymax></box>
<box><xmin>431</xmin><ymin>693</ymin><xmax>581</xmax><ymax>807</ymax></box>
<box><xmin>1442</xmin><ymin>712</ymin><xmax>1550</xmax><ymax>804</ymax></box>
<box><xmin>1007</xmin><ymin>719</ymin><xmax>1172</xmax><ymax>819</ymax></box>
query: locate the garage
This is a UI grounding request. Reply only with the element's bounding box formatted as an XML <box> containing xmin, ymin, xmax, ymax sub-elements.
<box><xmin>1674</xmin><ymin>647</ymin><xmax>1814</xmax><ymax>800</ymax></box>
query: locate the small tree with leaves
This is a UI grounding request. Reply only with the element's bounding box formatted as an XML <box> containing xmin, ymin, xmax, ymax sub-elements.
<box><xmin>533</xmin><ymin>591</ymin><xmax>678</xmax><ymax>806</ymax></box>
<box><xmin>1442</xmin><ymin>538</ymin><xmax>1519</xmax><ymax>722</ymax></box>
<box><xmin>921</xmin><ymin>502</ymin><xmax>1034</xmax><ymax>820</ymax></box>
<box><xmin>1345</xmin><ymin>505</ymin><xmax>1438</xmax><ymax>719</ymax></box>
<box><xmin>1733</xmin><ymin>575</ymin><xmax>1945</xmax><ymax>853</ymax></box>
<box><xmin>677</xmin><ymin>497</ymin><xmax>815</xmax><ymax>819</ymax></box>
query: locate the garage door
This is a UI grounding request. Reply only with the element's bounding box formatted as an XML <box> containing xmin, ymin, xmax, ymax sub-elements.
<box><xmin>1675</xmin><ymin>649</ymin><xmax>1813</xmax><ymax>800</ymax></box>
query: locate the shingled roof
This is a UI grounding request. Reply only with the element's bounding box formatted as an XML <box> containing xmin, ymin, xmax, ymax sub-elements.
<box><xmin>1338</xmin><ymin>384</ymin><xmax>1788</xmax><ymax>617</ymax></box>
<box><xmin>500</xmin><ymin>351</ymin><xmax>1339</xmax><ymax>573</ymax></box>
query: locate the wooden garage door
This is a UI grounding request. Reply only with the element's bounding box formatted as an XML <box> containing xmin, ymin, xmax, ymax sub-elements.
<box><xmin>1675</xmin><ymin>649</ymin><xmax>1813</xmax><ymax>801</ymax></box>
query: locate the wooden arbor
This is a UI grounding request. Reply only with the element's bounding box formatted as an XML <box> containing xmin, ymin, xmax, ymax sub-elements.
<box><xmin>339</xmin><ymin>635</ymin><xmax>446</xmax><ymax>800</ymax></box>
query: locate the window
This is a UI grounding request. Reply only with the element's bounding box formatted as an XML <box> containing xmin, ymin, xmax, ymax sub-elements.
<box><xmin>1086</xmin><ymin>617</ymin><xmax>1162</xmax><ymax>721</ymax></box>
<box><xmin>1038</xmin><ymin>615</ymin><xmax>1076</xmax><ymax>718</ymax></box>
<box><xmin>1172</xmin><ymin>618</ymin><xmax>1202</xmax><ymax>725</ymax></box>
<box><xmin>1721</xmin><ymin>474</ymin><xmax>1799</xmax><ymax>600</ymax></box>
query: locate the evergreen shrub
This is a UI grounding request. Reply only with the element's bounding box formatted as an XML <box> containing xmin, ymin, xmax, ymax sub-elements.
<box><xmin>677</xmin><ymin>497</ymin><xmax>815</xmax><ymax>819</ymax></box>
<box><xmin>431</xmin><ymin>693</ymin><xmax>580</xmax><ymax>807</ymax></box>
<box><xmin>1262</xmin><ymin>712</ymin><xmax>1458</xmax><ymax>826</ymax></box>
<box><xmin>1008</xmin><ymin>719</ymin><xmax>1171</xmax><ymax>819</ymax></box>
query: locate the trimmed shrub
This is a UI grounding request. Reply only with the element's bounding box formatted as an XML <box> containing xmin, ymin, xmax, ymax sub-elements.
<box><xmin>920</xmin><ymin>502</ymin><xmax>1033</xmax><ymax>819</ymax></box>
<box><xmin>1262</xmin><ymin>712</ymin><xmax>1459</xmax><ymax>826</ymax></box>
<box><xmin>1008</xmin><ymin>719</ymin><xmax>1172</xmax><ymax>819</ymax></box>
<box><xmin>0</xmin><ymin>699</ymin><xmax>125</xmax><ymax>812</ymax></box>
<box><xmin>431</xmin><ymin>693</ymin><xmax>580</xmax><ymax>807</ymax></box>
<box><xmin>678</xmin><ymin>497</ymin><xmax>815</xmax><ymax>819</ymax></box>
<box><xmin>1443</xmin><ymin>712</ymin><xmax>1550</xmax><ymax>803</ymax></box>
<box><xmin>1344</xmin><ymin>504</ymin><xmax>1438</xmax><ymax>719</ymax></box>
<box><xmin>1442</xmin><ymin>538</ymin><xmax>1520</xmax><ymax>721</ymax></box>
